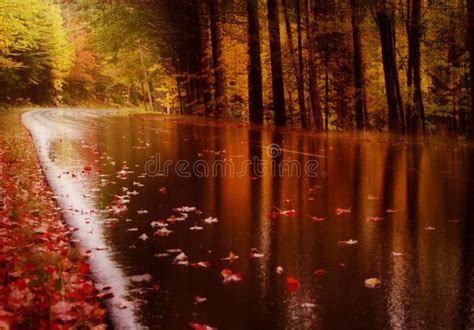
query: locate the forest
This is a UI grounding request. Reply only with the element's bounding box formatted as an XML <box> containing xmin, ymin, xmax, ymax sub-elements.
<box><xmin>1</xmin><ymin>0</ymin><xmax>474</xmax><ymax>136</ymax></box>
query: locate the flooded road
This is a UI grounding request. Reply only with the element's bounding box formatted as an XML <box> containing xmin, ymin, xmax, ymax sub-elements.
<box><xmin>23</xmin><ymin>109</ymin><xmax>474</xmax><ymax>329</ymax></box>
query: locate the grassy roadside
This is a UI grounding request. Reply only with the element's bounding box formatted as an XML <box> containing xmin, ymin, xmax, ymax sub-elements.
<box><xmin>0</xmin><ymin>107</ymin><xmax>106</xmax><ymax>329</ymax></box>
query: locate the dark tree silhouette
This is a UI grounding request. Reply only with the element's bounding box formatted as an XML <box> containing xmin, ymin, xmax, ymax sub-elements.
<box><xmin>209</xmin><ymin>0</ymin><xmax>226</xmax><ymax>118</ymax></box>
<box><xmin>267</xmin><ymin>0</ymin><xmax>286</xmax><ymax>126</ymax></box>
<box><xmin>247</xmin><ymin>0</ymin><xmax>264</xmax><ymax>125</ymax></box>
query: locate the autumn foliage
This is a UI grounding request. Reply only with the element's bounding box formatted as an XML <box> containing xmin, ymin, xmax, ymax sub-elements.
<box><xmin>0</xmin><ymin>110</ymin><xmax>105</xmax><ymax>329</ymax></box>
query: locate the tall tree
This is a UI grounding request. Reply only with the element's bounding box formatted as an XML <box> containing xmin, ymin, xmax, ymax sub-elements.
<box><xmin>406</xmin><ymin>0</ymin><xmax>425</xmax><ymax>132</ymax></box>
<box><xmin>296</xmin><ymin>0</ymin><xmax>307</xmax><ymax>128</ymax></box>
<box><xmin>247</xmin><ymin>0</ymin><xmax>264</xmax><ymax>124</ymax></box>
<box><xmin>372</xmin><ymin>0</ymin><xmax>405</xmax><ymax>132</ymax></box>
<box><xmin>468</xmin><ymin>0</ymin><xmax>474</xmax><ymax>139</ymax></box>
<box><xmin>138</xmin><ymin>45</ymin><xmax>154</xmax><ymax>111</ymax></box>
<box><xmin>209</xmin><ymin>0</ymin><xmax>226</xmax><ymax>118</ymax></box>
<box><xmin>267</xmin><ymin>0</ymin><xmax>286</xmax><ymax>126</ymax></box>
<box><xmin>305</xmin><ymin>0</ymin><xmax>323</xmax><ymax>130</ymax></box>
<box><xmin>200</xmin><ymin>1</ymin><xmax>213</xmax><ymax>117</ymax></box>
<box><xmin>350</xmin><ymin>0</ymin><xmax>365</xmax><ymax>130</ymax></box>
<box><xmin>282</xmin><ymin>0</ymin><xmax>307</xmax><ymax>128</ymax></box>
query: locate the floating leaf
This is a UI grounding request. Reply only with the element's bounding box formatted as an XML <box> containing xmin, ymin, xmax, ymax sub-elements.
<box><xmin>188</xmin><ymin>322</ymin><xmax>216</xmax><ymax>330</ymax></box>
<box><xmin>367</xmin><ymin>217</ymin><xmax>384</xmax><ymax>222</ymax></box>
<box><xmin>221</xmin><ymin>269</ymin><xmax>243</xmax><ymax>284</ymax></box>
<box><xmin>194</xmin><ymin>296</ymin><xmax>208</xmax><ymax>304</ymax></box>
<box><xmin>129</xmin><ymin>273</ymin><xmax>153</xmax><ymax>282</ymax></box>
<box><xmin>338</xmin><ymin>239</ymin><xmax>358</xmax><ymax>245</ymax></box>
<box><xmin>286</xmin><ymin>276</ymin><xmax>300</xmax><ymax>293</ymax></box>
<box><xmin>365</xmin><ymin>278</ymin><xmax>381</xmax><ymax>289</ymax></box>
<box><xmin>138</xmin><ymin>233</ymin><xmax>149</xmax><ymax>241</ymax></box>
<box><xmin>335</xmin><ymin>207</ymin><xmax>352</xmax><ymax>216</ymax></box>
<box><xmin>314</xmin><ymin>269</ymin><xmax>328</xmax><ymax>277</ymax></box>
<box><xmin>221</xmin><ymin>252</ymin><xmax>239</xmax><ymax>263</ymax></box>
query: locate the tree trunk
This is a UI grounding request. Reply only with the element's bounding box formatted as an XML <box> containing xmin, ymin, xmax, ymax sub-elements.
<box><xmin>209</xmin><ymin>0</ymin><xmax>226</xmax><ymax>118</ymax></box>
<box><xmin>324</xmin><ymin>53</ymin><xmax>329</xmax><ymax>131</ymax></box>
<box><xmin>139</xmin><ymin>46</ymin><xmax>154</xmax><ymax>112</ymax></box>
<box><xmin>286</xmin><ymin>86</ymin><xmax>294</xmax><ymax>126</ymax></box>
<box><xmin>392</xmin><ymin>26</ymin><xmax>406</xmax><ymax>132</ymax></box>
<box><xmin>296</xmin><ymin>0</ymin><xmax>307</xmax><ymax>128</ymax></box>
<box><xmin>350</xmin><ymin>0</ymin><xmax>365</xmax><ymax>130</ymax></box>
<box><xmin>201</xmin><ymin>2</ymin><xmax>213</xmax><ymax>117</ymax></box>
<box><xmin>406</xmin><ymin>0</ymin><xmax>425</xmax><ymax>133</ymax></box>
<box><xmin>468</xmin><ymin>0</ymin><xmax>474</xmax><ymax>139</ymax></box>
<box><xmin>140</xmin><ymin>80</ymin><xmax>147</xmax><ymax>111</ymax></box>
<box><xmin>375</xmin><ymin>2</ymin><xmax>403</xmax><ymax>132</ymax></box>
<box><xmin>176</xmin><ymin>76</ymin><xmax>183</xmax><ymax>115</ymax></box>
<box><xmin>305</xmin><ymin>0</ymin><xmax>323</xmax><ymax>130</ymax></box>
<box><xmin>247</xmin><ymin>0</ymin><xmax>264</xmax><ymax>125</ymax></box>
<box><xmin>283</xmin><ymin>0</ymin><xmax>306</xmax><ymax>128</ymax></box>
<box><xmin>267</xmin><ymin>0</ymin><xmax>286</xmax><ymax>126</ymax></box>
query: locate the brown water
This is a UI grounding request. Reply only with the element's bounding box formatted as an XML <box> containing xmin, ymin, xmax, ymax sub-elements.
<box><xmin>26</xmin><ymin>109</ymin><xmax>474</xmax><ymax>329</ymax></box>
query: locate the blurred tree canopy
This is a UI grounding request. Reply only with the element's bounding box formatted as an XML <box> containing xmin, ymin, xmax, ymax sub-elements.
<box><xmin>0</xmin><ymin>0</ymin><xmax>72</xmax><ymax>103</ymax></box>
<box><xmin>0</xmin><ymin>0</ymin><xmax>473</xmax><ymax>137</ymax></box>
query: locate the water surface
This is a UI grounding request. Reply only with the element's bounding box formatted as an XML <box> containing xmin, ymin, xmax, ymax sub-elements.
<box><xmin>24</xmin><ymin>109</ymin><xmax>474</xmax><ymax>329</ymax></box>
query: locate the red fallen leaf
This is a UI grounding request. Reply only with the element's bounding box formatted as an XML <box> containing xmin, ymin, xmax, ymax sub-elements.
<box><xmin>0</xmin><ymin>308</ymin><xmax>16</xmax><ymax>328</ymax></box>
<box><xmin>221</xmin><ymin>269</ymin><xmax>243</xmax><ymax>284</ymax></box>
<box><xmin>44</xmin><ymin>265</ymin><xmax>58</xmax><ymax>275</ymax></box>
<box><xmin>188</xmin><ymin>322</ymin><xmax>215</xmax><ymax>330</ymax></box>
<box><xmin>335</xmin><ymin>207</ymin><xmax>352</xmax><ymax>216</ymax></box>
<box><xmin>191</xmin><ymin>261</ymin><xmax>210</xmax><ymax>268</ymax></box>
<box><xmin>367</xmin><ymin>217</ymin><xmax>384</xmax><ymax>222</ymax></box>
<box><xmin>286</xmin><ymin>276</ymin><xmax>300</xmax><ymax>293</ymax></box>
<box><xmin>83</xmin><ymin>165</ymin><xmax>93</xmax><ymax>172</ymax></box>
<box><xmin>50</xmin><ymin>323</ymin><xmax>71</xmax><ymax>330</ymax></box>
<box><xmin>7</xmin><ymin>282</ymin><xmax>33</xmax><ymax>311</ymax></box>
<box><xmin>152</xmin><ymin>284</ymin><xmax>160</xmax><ymax>291</ymax></box>
<box><xmin>78</xmin><ymin>262</ymin><xmax>90</xmax><ymax>275</ymax></box>
<box><xmin>81</xmin><ymin>281</ymin><xmax>94</xmax><ymax>295</ymax></box>
<box><xmin>159</xmin><ymin>186</ymin><xmax>167</xmax><ymax>194</ymax></box>
<box><xmin>11</xmin><ymin>279</ymin><xmax>28</xmax><ymax>290</ymax></box>
<box><xmin>267</xmin><ymin>210</ymin><xmax>279</xmax><ymax>219</ymax></box>
<box><xmin>194</xmin><ymin>296</ymin><xmax>207</xmax><ymax>304</ymax></box>
<box><xmin>308</xmin><ymin>215</ymin><xmax>326</xmax><ymax>222</ymax></box>
<box><xmin>97</xmin><ymin>292</ymin><xmax>114</xmax><ymax>299</ymax></box>
<box><xmin>96</xmin><ymin>284</ymin><xmax>112</xmax><ymax>291</ymax></box>
<box><xmin>314</xmin><ymin>269</ymin><xmax>328</xmax><ymax>277</ymax></box>
<box><xmin>280</xmin><ymin>209</ymin><xmax>297</xmax><ymax>218</ymax></box>
<box><xmin>51</xmin><ymin>301</ymin><xmax>77</xmax><ymax>322</ymax></box>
